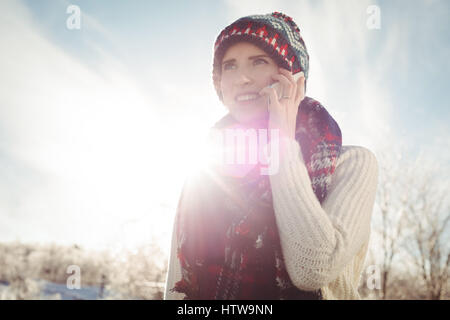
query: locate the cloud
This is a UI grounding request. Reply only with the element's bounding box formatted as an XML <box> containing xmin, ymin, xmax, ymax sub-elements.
<box><xmin>0</xmin><ymin>0</ymin><xmax>172</xmax><ymax>249</ymax></box>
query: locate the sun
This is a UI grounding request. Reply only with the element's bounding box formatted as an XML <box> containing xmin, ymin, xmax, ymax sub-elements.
<box><xmin>158</xmin><ymin>121</ymin><xmax>218</xmax><ymax>180</ymax></box>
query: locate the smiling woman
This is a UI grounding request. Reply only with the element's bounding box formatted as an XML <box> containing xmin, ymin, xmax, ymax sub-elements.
<box><xmin>164</xmin><ymin>12</ymin><xmax>378</xmax><ymax>300</ymax></box>
<box><xmin>219</xmin><ymin>42</ymin><xmax>279</xmax><ymax>125</ymax></box>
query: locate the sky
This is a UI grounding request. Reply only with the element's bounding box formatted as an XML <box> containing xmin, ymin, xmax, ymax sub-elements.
<box><xmin>1</xmin><ymin>0</ymin><xmax>449</xmax><ymax>255</ymax></box>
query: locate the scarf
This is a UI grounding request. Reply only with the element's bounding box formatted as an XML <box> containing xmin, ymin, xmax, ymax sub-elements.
<box><xmin>170</xmin><ymin>96</ymin><xmax>342</xmax><ymax>299</ymax></box>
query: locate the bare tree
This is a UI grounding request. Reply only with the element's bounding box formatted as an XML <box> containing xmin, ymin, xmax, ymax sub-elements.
<box><xmin>402</xmin><ymin>162</ymin><xmax>450</xmax><ymax>300</ymax></box>
<box><xmin>371</xmin><ymin>149</ymin><xmax>409</xmax><ymax>299</ymax></box>
<box><xmin>361</xmin><ymin>137</ymin><xmax>450</xmax><ymax>300</ymax></box>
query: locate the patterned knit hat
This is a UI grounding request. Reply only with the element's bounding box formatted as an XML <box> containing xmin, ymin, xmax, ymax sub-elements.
<box><xmin>213</xmin><ymin>12</ymin><xmax>309</xmax><ymax>100</ymax></box>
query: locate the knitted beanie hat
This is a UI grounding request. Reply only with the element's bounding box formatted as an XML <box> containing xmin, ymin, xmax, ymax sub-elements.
<box><xmin>212</xmin><ymin>12</ymin><xmax>309</xmax><ymax>100</ymax></box>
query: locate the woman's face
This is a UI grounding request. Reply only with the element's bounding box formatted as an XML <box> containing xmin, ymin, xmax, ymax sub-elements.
<box><xmin>220</xmin><ymin>41</ymin><xmax>279</xmax><ymax>125</ymax></box>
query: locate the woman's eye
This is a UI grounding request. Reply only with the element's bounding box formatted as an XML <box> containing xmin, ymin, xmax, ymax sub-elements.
<box><xmin>223</xmin><ymin>63</ymin><xmax>236</xmax><ymax>71</ymax></box>
<box><xmin>254</xmin><ymin>58</ymin><xmax>268</xmax><ymax>65</ymax></box>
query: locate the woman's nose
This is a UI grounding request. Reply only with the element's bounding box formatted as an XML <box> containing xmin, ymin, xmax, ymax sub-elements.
<box><xmin>235</xmin><ymin>70</ymin><xmax>252</xmax><ymax>86</ymax></box>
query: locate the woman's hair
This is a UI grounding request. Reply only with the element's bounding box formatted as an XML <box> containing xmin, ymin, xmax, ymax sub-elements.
<box><xmin>212</xmin><ymin>12</ymin><xmax>309</xmax><ymax>100</ymax></box>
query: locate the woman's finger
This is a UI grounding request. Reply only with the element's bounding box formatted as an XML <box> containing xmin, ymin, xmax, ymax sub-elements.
<box><xmin>278</xmin><ymin>67</ymin><xmax>296</xmax><ymax>86</ymax></box>
<box><xmin>259</xmin><ymin>86</ymin><xmax>281</xmax><ymax>113</ymax></box>
<box><xmin>271</xmin><ymin>74</ymin><xmax>294</xmax><ymax>100</ymax></box>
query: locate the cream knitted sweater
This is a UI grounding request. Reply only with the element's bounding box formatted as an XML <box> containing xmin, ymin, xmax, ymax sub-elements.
<box><xmin>164</xmin><ymin>138</ymin><xmax>379</xmax><ymax>300</ymax></box>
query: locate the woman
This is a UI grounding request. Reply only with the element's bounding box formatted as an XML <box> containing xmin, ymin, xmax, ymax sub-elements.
<box><xmin>164</xmin><ymin>12</ymin><xmax>378</xmax><ymax>300</ymax></box>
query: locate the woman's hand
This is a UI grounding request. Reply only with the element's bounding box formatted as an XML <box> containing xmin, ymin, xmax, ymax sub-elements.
<box><xmin>259</xmin><ymin>68</ymin><xmax>305</xmax><ymax>141</ymax></box>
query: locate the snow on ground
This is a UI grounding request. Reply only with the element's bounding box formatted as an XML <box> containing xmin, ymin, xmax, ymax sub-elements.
<box><xmin>0</xmin><ymin>279</ymin><xmax>114</xmax><ymax>300</ymax></box>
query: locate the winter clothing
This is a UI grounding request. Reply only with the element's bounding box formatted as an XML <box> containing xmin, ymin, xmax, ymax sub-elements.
<box><xmin>164</xmin><ymin>12</ymin><xmax>379</xmax><ymax>300</ymax></box>
<box><xmin>165</xmin><ymin>134</ymin><xmax>378</xmax><ymax>299</ymax></box>
<box><xmin>170</xmin><ymin>97</ymin><xmax>341</xmax><ymax>299</ymax></box>
<box><xmin>213</xmin><ymin>12</ymin><xmax>309</xmax><ymax>100</ymax></box>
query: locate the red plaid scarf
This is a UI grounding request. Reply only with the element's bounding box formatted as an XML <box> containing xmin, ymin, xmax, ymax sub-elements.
<box><xmin>170</xmin><ymin>96</ymin><xmax>342</xmax><ymax>299</ymax></box>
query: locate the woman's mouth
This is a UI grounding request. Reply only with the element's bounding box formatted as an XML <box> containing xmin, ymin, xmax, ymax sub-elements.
<box><xmin>235</xmin><ymin>93</ymin><xmax>262</xmax><ymax>104</ymax></box>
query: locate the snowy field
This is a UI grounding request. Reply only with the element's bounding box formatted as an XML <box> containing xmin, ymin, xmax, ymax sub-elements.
<box><xmin>0</xmin><ymin>242</ymin><xmax>167</xmax><ymax>300</ymax></box>
<box><xmin>0</xmin><ymin>279</ymin><xmax>107</xmax><ymax>300</ymax></box>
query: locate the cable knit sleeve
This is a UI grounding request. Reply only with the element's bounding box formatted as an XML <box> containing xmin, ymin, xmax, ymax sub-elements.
<box><xmin>268</xmin><ymin>138</ymin><xmax>378</xmax><ymax>291</ymax></box>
